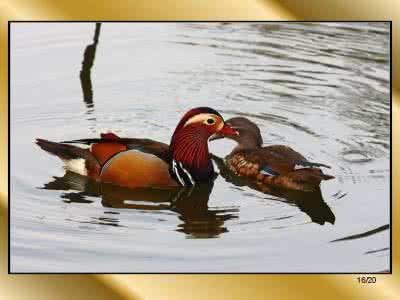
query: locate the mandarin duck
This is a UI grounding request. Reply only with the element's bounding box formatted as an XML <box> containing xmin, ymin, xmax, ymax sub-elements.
<box><xmin>36</xmin><ymin>107</ymin><xmax>238</xmax><ymax>189</ymax></box>
<box><xmin>210</xmin><ymin>117</ymin><xmax>334</xmax><ymax>191</ymax></box>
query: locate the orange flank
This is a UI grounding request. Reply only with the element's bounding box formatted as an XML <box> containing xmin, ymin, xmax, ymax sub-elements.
<box><xmin>100</xmin><ymin>150</ymin><xmax>179</xmax><ymax>189</ymax></box>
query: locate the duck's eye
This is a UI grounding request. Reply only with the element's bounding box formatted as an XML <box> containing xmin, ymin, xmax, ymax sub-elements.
<box><xmin>205</xmin><ymin>118</ymin><xmax>215</xmax><ymax>125</ymax></box>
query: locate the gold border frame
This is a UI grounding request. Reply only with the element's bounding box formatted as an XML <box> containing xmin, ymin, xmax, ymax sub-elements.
<box><xmin>1</xmin><ymin>1</ymin><xmax>398</xmax><ymax>299</ymax></box>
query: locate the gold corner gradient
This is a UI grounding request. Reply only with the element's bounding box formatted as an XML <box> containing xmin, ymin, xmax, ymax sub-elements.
<box><xmin>1</xmin><ymin>1</ymin><xmax>398</xmax><ymax>300</ymax></box>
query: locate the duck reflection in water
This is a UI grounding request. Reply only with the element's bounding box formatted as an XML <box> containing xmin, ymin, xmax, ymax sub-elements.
<box><xmin>40</xmin><ymin>171</ymin><xmax>239</xmax><ymax>238</ymax></box>
<box><xmin>212</xmin><ymin>155</ymin><xmax>335</xmax><ymax>225</ymax></box>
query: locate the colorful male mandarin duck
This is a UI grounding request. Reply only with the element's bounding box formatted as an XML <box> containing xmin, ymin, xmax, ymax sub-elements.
<box><xmin>210</xmin><ymin>117</ymin><xmax>334</xmax><ymax>191</ymax></box>
<box><xmin>36</xmin><ymin>107</ymin><xmax>238</xmax><ymax>189</ymax></box>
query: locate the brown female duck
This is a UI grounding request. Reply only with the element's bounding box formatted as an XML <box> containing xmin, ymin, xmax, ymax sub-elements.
<box><xmin>210</xmin><ymin>117</ymin><xmax>334</xmax><ymax>191</ymax></box>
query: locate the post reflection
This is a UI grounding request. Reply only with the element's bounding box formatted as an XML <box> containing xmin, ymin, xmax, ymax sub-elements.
<box><xmin>212</xmin><ymin>155</ymin><xmax>335</xmax><ymax>225</ymax></box>
<box><xmin>80</xmin><ymin>22</ymin><xmax>101</xmax><ymax>112</ymax></box>
<box><xmin>40</xmin><ymin>171</ymin><xmax>239</xmax><ymax>238</ymax></box>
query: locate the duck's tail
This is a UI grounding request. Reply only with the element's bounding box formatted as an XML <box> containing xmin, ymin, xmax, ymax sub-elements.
<box><xmin>295</xmin><ymin>160</ymin><xmax>335</xmax><ymax>181</ymax></box>
<box><xmin>292</xmin><ymin>167</ymin><xmax>334</xmax><ymax>183</ymax></box>
<box><xmin>36</xmin><ymin>139</ymin><xmax>90</xmax><ymax>160</ymax></box>
<box><xmin>295</xmin><ymin>160</ymin><xmax>331</xmax><ymax>169</ymax></box>
<box><xmin>321</xmin><ymin>173</ymin><xmax>335</xmax><ymax>180</ymax></box>
<box><xmin>35</xmin><ymin>138</ymin><xmax>99</xmax><ymax>176</ymax></box>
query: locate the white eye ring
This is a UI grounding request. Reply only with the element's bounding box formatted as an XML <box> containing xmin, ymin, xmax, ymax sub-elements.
<box><xmin>205</xmin><ymin>118</ymin><xmax>215</xmax><ymax>125</ymax></box>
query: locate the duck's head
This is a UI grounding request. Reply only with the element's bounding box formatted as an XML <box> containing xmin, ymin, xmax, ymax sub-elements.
<box><xmin>209</xmin><ymin>117</ymin><xmax>263</xmax><ymax>150</ymax></box>
<box><xmin>170</xmin><ymin>107</ymin><xmax>238</xmax><ymax>178</ymax></box>
<box><xmin>171</xmin><ymin>107</ymin><xmax>238</xmax><ymax>141</ymax></box>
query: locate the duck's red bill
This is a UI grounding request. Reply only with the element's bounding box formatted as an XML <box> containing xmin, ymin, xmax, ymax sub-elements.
<box><xmin>220</xmin><ymin>123</ymin><xmax>239</xmax><ymax>136</ymax></box>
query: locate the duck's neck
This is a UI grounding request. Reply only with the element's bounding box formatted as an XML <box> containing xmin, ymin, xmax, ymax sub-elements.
<box><xmin>170</xmin><ymin>127</ymin><xmax>213</xmax><ymax>183</ymax></box>
<box><xmin>232</xmin><ymin>135</ymin><xmax>263</xmax><ymax>154</ymax></box>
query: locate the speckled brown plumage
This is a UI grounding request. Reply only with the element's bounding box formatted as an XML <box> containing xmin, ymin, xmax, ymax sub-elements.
<box><xmin>211</xmin><ymin>117</ymin><xmax>334</xmax><ymax>191</ymax></box>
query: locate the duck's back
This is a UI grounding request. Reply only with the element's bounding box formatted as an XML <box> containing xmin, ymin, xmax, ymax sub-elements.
<box><xmin>225</xmin><ymin>145</ymin><xmax>333</xmax><ymax>191</ymax></box>
<box><xmin>228</xmin><ymin>145</ymin><xmax>304</xmax><ymax>175</ymax></box>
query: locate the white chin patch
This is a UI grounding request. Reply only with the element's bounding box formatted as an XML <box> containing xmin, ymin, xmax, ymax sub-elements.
<box><xmin>62</xmin><ymin>159</ymin><xmax>88</xmax><ymax>176</ymax></box>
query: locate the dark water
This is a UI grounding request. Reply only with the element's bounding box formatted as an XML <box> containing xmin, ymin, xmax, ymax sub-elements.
<box><xmin>10</xmin><ymin>22</ymin><xmax>390</xmax><ymax>272</ymax></box>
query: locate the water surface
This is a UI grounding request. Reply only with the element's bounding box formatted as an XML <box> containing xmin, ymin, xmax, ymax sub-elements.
<box><xmin>10</xmin><ymin>22</ymin><xmax>390</xmax><ymax>272</ymax></box>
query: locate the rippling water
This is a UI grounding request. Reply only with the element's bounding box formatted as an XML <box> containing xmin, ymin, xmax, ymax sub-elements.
<box><xmin>10</xmin><ymin>22</ymin><xmax>390</xmax><ymax>272</ymax></box>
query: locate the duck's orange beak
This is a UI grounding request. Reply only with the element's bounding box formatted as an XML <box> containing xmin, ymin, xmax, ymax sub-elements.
<box><xmin>219</xmin><ymin>123</ymin><xmax>239</xmax><ymax>137</ymax></box>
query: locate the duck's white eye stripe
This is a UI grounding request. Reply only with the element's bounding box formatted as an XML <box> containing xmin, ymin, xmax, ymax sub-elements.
<box><xmin>183</xmin><ymin>113</ymin><xmax>220</xmax><ymax>127</ymax></box>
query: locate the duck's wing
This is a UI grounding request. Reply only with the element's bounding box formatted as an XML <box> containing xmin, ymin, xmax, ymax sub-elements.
<box><xmin>258</xmin><ymin>145</ymin><xmax>331</xmax><ymax>174</ymax></box>
<box><xmin>264</xmin><ymin>145</ymin><xmax>331</xmax><ymax>169</ymax></box>
<box><xmin>230</xmin><ymin>146</ymin><xmax>298</xmax><ymax>176</ymax></box>
<box><xmin>62</xmin><ymin>133</ymin><xmax>171</xmax><ymax>164</ymax></box>
<box><xmin>229</xmin><ymin>145</ymin><xmax>331</xmax><ymax>177</ymax></box>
